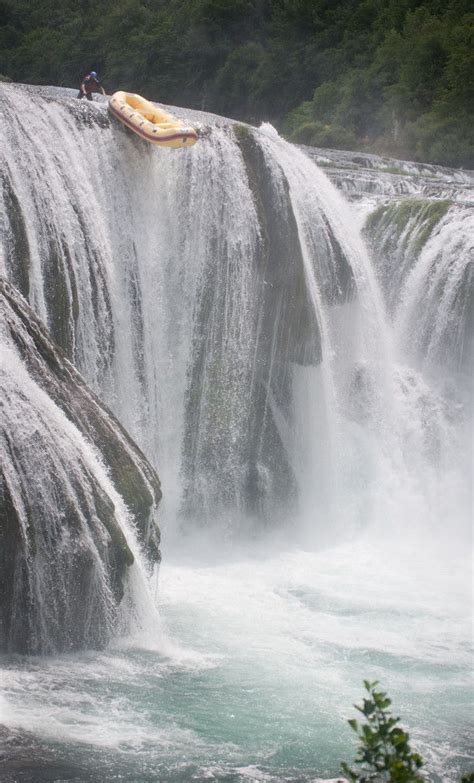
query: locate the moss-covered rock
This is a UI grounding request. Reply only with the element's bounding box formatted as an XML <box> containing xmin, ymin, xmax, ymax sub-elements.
<box><xmin>366</xmin><ymin>198</ymin><xmax>452</xmax><ymax>255</ymax></box>
<box><xmin>235</xmin><ymin>125</ymin><xmax>322</xmax><ymax>366</ymax></box>
<box><xmin>182</xmin><ymin>128</ymin><xmax>327</xmax><ymax>522</ymax></box>
<box><xmin>0</xmin><ymin>277</ymin><xmax>161</xmax><ymax>654</ymax></box>
<box><xmin>365</xmin><ymin>198</ymin><xmax>452</xmax><ymax>312</ymax></box>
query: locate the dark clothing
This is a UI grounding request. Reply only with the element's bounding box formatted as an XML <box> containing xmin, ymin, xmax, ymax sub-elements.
<box><xmin>77</xmin><ymin>74</ymin><xmax>103</xmax><ymax>100</ymax></box>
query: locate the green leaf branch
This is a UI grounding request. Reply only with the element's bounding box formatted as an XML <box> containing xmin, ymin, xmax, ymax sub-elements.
<box><xmin>341</xmin><ymin>681</ymin><xmax>425</xmax><ymax>783</ymax></box>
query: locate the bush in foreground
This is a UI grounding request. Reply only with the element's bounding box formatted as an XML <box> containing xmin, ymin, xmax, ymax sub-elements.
<box><xmin>341</xmin><ymin>680</ymin><xmax>426</xmax><ymax>783</ymax></box>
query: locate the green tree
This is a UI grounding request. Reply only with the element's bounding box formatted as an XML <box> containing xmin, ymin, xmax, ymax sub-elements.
<box><xmin>0</xmin><ymin>0</ymin><xmax>472</xmax><ymax>166</ymax></box>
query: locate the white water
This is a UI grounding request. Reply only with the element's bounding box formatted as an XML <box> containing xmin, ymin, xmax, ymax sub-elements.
<box><xmin>0</xmin><ymin>85</ymin><xmax>472</xmax><ymax>781</ymax></box>
<box><xmin>0</xmin><ymin>297</ymin><xmax>160</xmax><ymax>651</ymax></box>
<box><xmin>395</xmin><ymin>208</ymin><xmax>474</xmax><ymax>378</ymax></box>
<box><xmin>1</xmin><ymin>539</ymin><xmax>471</xmax><ymax>780</ymax></box>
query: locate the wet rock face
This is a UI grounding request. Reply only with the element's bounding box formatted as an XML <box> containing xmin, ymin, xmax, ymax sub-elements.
<box><xmin>181</xmin><ymin>129</ymin><xmax>325</xmax><ymax>522</ymax></box>
<box><xmin>234</xmin><ymin>130</ymin><xmax>322</xmax><ymax>516</ymax></box>
<box><xmin>0</xmin><ymin>278</ymin><xmax>161</xmax><ymax>654</ymax></box>
<box><xmin>0</xmin><ymin>725</ymin><xmax>97</xmax><ymax>782</ymax></box>
<box><xmin>236</xmin><ymin>126</ymin><xmax>323</xmax><ymax>369</ymax></box>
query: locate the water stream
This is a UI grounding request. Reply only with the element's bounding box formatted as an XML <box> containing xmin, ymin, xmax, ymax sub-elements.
<box><xmin>0</xmin><ymin>83</ymin><xmax>472</xmax><ymax>782</ymax></box>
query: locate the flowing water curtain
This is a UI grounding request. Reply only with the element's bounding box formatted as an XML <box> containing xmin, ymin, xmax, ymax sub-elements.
<box><xmin>0</xmin><ymin>86</ymin><xmax>298</xmax><ymax>527</ymax></box>
<box><xmin>393</xmin><ymin>207</ymin><xmax>474</xmax><ymax>381</ymax></box>
<box><xmin>179</xmin><ymin>129</ymin><xmax>264</xmax><ymax>523</ymax></box>
<box><xmin>0</xmin><ymin>86</ymin><xmax>116</xmax><ymax>393</ymax></box>
<box><xmin>365</xmin><ymin>197</ymin><xmax>474</xmax><ymax>537</ymax></box>
<box><xmin>0</xmin><ymin>278</ymin><xmax>162</xmax><ymax>653</ymax></box>
<box><xmin>255</xmin><ymin>129</ymin><xmax>412</xmax><ymax>534</ymax></box>
<box><xmin>1</xmin><ymin>84</ymin><xmax>472</xmax><ymax>542</ymax></box>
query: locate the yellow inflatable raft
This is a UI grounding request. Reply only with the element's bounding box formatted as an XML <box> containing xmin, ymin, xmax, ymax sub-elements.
<box><xmin>108</xmin><ymin>91</ymin><xmax>198</xmax><ymax>148</ymax></box>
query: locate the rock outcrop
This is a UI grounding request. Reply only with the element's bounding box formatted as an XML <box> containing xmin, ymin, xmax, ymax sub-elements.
<box><xmin>0</xmin><ymin>278</ymin><xmax>161</xmax><ymax>654</ymax></box>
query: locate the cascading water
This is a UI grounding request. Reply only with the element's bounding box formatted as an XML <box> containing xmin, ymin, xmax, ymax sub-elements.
<box><xmin>0</xmin><ymin>83</ymin><xmax>472</xmax><ymax>782</ymax></box>
<box><xmin>0</xmin><ymin>278</ymin><xmax>162</xmax><ymax>654</ymax></box>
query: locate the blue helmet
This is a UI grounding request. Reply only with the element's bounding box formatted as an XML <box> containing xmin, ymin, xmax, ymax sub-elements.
<box><xmin>90</xmin><ymin>71</ymin><xmax>97</xmax><ymax>78</ymax></box>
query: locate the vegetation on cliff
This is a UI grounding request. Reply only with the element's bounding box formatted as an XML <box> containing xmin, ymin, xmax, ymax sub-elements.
<box><xmin>0</xmin><ymin>1</ymin><xmax>472</xmax><ymax>165</ymax></box>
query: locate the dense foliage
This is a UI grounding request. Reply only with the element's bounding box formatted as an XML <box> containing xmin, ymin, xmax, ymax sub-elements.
<box><xmin>0</xmin><ymin>0</ymin><xmax>472</xmax><ymax>167</ymax></box>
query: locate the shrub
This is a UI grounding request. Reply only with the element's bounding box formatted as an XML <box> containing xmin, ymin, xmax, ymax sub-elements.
<box><xmin>341</xmin><ymin>680</ymin><xmax>425</xmax><ymax>783</ymax></box>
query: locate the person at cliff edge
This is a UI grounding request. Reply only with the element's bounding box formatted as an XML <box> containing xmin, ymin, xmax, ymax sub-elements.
<box><xmin>77</xmin><ymin>71</ymin><xmax>106</xmax><ymax>101</ymax></box>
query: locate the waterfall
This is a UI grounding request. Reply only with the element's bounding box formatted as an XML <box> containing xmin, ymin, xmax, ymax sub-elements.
<box><xmin>0</xmin><ymin>278</ymin><xmax>161</xmax><ymax>653</ymax></box>
<box><xmin>0</xmin><ymin>82</ymin><xmax>472</xmax><ymax>782</ymax></box>
<box><xmin>1</xmin><ymin>82</ymin><xmax>472</xmax><ymax>543</ymax></box>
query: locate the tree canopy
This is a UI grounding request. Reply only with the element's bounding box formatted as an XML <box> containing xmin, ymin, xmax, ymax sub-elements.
<box><xmin>1</xmin><ymin>0</ymin><xmax>472</xmax><ymax>167</ymax></box>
